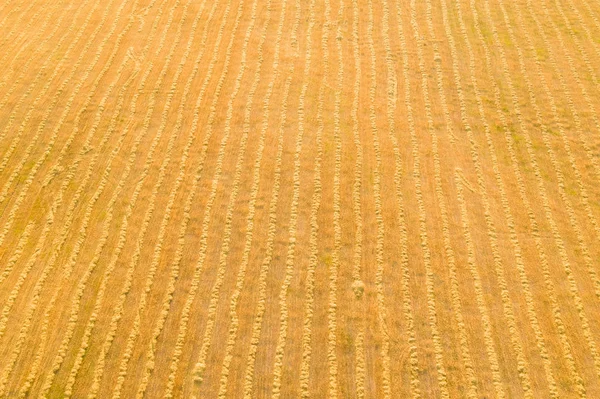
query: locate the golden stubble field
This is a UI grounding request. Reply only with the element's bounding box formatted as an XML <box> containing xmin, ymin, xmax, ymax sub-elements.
<box><xmin>1</xmin><ymin>0</ymin><xmax>600</xmax><ymax>397</ymax></box>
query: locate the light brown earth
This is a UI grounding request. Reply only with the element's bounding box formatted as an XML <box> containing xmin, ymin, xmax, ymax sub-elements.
<box><xmin>1</xmin><ymin>0</ymin><xmax>600</xmax><ymax>397</ymax></box>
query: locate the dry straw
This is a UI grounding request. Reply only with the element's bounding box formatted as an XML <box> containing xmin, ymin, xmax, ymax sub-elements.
<box><xmin>83</xmin><ymin>2</ymin><xmax>188</xmax><ymax>396</ymax></box>
<box><xmin>0</xmin><ymin>0</ymin><xmax>132</xmax><ymax>254</ymax></box>
<box><xmin>421</xmin><ymin>0</ymin><xmax>479</xmax><ymax>395</ymax></box>
<box><xmin>299</xmin><ymin>0</ymin><xmax>329</xmax><ymax>391</ymax></box>
<box><xmin>102</xmin><ymin>1</ymin><xmax>207</xmax><ymax>397</ymax></box>
<box><xmin>0</xmin><ymin>0</ymin><xmax>136</xmax><ymax>393</ymax></box>
<box><xmin>156</xmin><ymin>0</ymin><xmax>245</xmax><ymax>394</ymax></box>
<box><xmin>255</xmin><ymin>0</ymin><xmax>315</xmax><ymax>396</ymax></box>
<box><xmin>239</xmin><ymin>0</ymin><xmax>301</xmax><ymax>392</ymax></box>
<box><xmin>191</xmin><ymin>0</ymin><xmax>261</xmax><ymax>392</ymax></box>
<box><xmin>0</xmin><ymin>0</ymin><xmax>37</xmax><ymax>54</ymax></box>
<box><xmin>522</xmin><ymin>0</ymin><xmax>600</xmax><ymax>383</ymax></box>
<box><xmin>0</xmin><ymin>221</ymin><xmax>34</xmax><ymax>285</ymax></box>
<box><xmin>0</xmin><ymin>0</ymin><xmax>100</xmax><ymax>247</ymax></box>
<box><xmin>158</xmin><ymin>0</ymin><xmax>242</xmax><ymax>395</ymax></box>
<box><xmin>350</xmin><ymin>0</ymin><xmax>367</xmax><ymax>396</ymax></box>
<box><xmin>0</xmin><ymin>0</ymin><xmax>67</xmax><ymax>123</ymax></box>
<box><xmin>367</xmin><ymin>0</ymin><xmax>394</xmax><ymax>395</ymax></box>
<box><xmin>215</xmin><ymin>0</ymin><xmax>294</xmax><ymax>395</ymax></box>
<box><xmin>37</xmin><ymin>54</ymin><xmax>138</xmax><ymax>399</ymax></box>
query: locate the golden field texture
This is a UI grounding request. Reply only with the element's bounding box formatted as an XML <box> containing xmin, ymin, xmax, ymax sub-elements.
<box><xmin>1</xmin><ymin>0</ymin><xmax>600</xmax><ymax>397</ymax></box>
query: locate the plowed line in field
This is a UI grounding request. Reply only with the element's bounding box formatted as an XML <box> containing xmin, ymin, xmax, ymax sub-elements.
<box><xmin>262</xmin><ymin>0</ymin><xmax>314</xmax><ymax>396</ymax></box>
<box><xmin>438</xmin><ymin>0</ymin><xmax>509</xmax><ymax>396</ymax></box>
<box><xmin>530</xmin><ymin>0</ymin><xmax>600</xmax><ymax>296</ymax></box>
<box><xmin>0</xmin><ymin>0</ymin><xmax>125</xmax><ymax>250</ymax></box>
<box><xmin>465</xmin><ymin>0</ymin><xmax>565</xmax><ymax>396</ymax></box>
<box><xmin>36</xmin><ymin>55</ymin><xmax>139</xmax><ymax>399</ymax></box>
<box><xmin>59</xmin><ymin>3</ymin><xmax>211</xmax><ymax>398</ymax></box>
<box><xmin>367</xmin><ymin>1</ymin><xmax>393</xmax><ymax>396</ymax></box>
<box><xmin>0</xmin><ymin>50</ymin><xmax>134</xmax><ymax>397</ymax></box>
<box><xmin>350</xmin><ymin>0</ymin><xmax>367</xmax><ymax>396</ymax></box>
<box><xmin>298</xmin><ymin>0</ymin><xmax>329</xmax><ymax>395</ymax></box>
<box><xmin>383</xmin><ymin>1</ymin><xmax>423</xmax><ymax>397</ymax></box>
<box><xmin>0</xmin><ymin>0</ymin><xmax>36</xmax><ymax>56</ymax></box>
<box><xmin>0</xmin><ymin>221</ymin><xmax>34</xmax><ymax>286</ymax></box>
<box><xmin>520</xmin><ymin>0</ymin><xmax>600</xmax><ymax>380</ymax></box>
<box><xmin>0</xmin><ymin>3</ymin><xmax>135</xmax><ymax>382</ymax></box>
<box><xmin>326</xmin><ymin>0</ymin><xmax>343</xmax><ymax>394</ymax></box>
<box><xmin>492</xmin><ymin>0</ymin><xmax>600</xmax><ymax>392</ymax></box>
<box><xmin>239</xmin><ymin>2</ymin><xmax>305</xmax><ymax>397</ymax></box>
<box><xmin>420</xmin><ymin>0</ymin><xmax>479</xmax><ymax>396</ymax></box>
<box><xmin>83</xmin><ymin>0</ymin><xmax>224</xmax><ymax>395</ymax></box>
<box><xmin>557</xmin><ymin>0</ymin><xmax>600</xmax><ymax>183</ymax></box>
<box><xmin>134</xmin><ymin>0</ymin><xmax>242</xmax><ymax>395</ymax></box>
<box><xmin>134</xmin><ymin>0</ymin><xmax>241</xmax><ymax>395</ymax></box>
<box><xmin>0</xmin><ymin>0</ymin><xmax>96</xmax><ymax>188</ymax></box>
<box><xmin>0</xmin><ymin>0</ymin><xmax>65</xmax><ymax>82</ymax></box>
<box><xmin>101</xmin><ymin>2</ymin><xmax>216</xmax><ymax>397</ymax></box>
<box><xmin>0</xmin><ymin>1</ymin><xmax>68</xmax><ymax>112</ymax></box>
<box><xmin>215</xmin><ymin>0</ymin><xmax>292</xmax><ymax>395</ymax></box>
<box><xmin>188</xmin><ymin>0</ymin><xmax>263</xmax><ymax>393</ymax></box>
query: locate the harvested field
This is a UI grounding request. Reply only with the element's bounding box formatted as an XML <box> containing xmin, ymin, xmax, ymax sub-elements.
<box><xmin>1</xmin><ymin>0</ymin><xmax>600</xmax><ymax>397</ymax></box>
